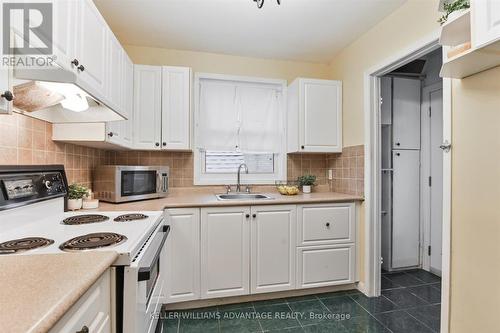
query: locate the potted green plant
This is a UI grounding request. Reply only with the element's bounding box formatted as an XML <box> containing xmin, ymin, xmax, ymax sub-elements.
<box><xmin>438</xmin><ymin>0</ymin><xmax>470</xmax><ymax>25</ymax></box>
<box><xmin>67</xmin><ymin>183</ymin><xmax>89</xmax><ymax>210</ymax></box>
<box><xmin>297</xmin><ymin>174</ymin><xmax>317</xmax><ymax>194</ymax></box>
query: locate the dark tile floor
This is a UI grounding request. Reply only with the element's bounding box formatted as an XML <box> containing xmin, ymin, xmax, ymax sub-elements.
<box><xmin>159</xmin><ymin>269</ymin><xmax>441</xmax><ymax>333</ymax></box>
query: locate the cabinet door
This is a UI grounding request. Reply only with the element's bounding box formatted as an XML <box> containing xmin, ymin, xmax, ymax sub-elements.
<box><xmin>0</xmin><ymin>17</ymin><xmax>11</xmax><ymax>114</ymax></box>
<box><xmin>133</xmin><ymin>65</ymin><xmax>162</xmax><ymax>149</ymax></box>
<box><xmin>75</xmin><ymin>0</ymin><xmax>108</xmax><ymax>95</ymax></box>
<box><xmin>201</xmin><ymin>206</ymin><xmax>250</xmax><ymax>299</ymax></box>
<box><xmin>164</xmin><ymin>208</ymin><xmax>201</xmax><ymax>303</ymax></box>
<box><xmin>52</xmin><ymin>0</ymin><xmax>77</xmax><ymax>71</ymax></box>
<box><xmin>122</xmin><ymin>54</ymin><xmax>134</xmax><ymax>146</ymax></box>
<box><xmin>473</xmin><ymin>0</ymin><xmax>500</xmax><ymax>48</ymax></box>
<box><xmin>107</xmin><ymin>31</ymin><xmax>123</xmax><ymax>112</ymax></box>
<box><xmin>297</xmin><ymin>244</ymin><xmax>355</xmax><ymax>289</ymax></box>
<box><xmin>250</xmin><ymin>205</ymin><xmax>296</xmax><ymax>294</ymax></box>
<box><xmin>161</xmin><ymin>67</ymin><xmax>191</xmax><ymax>150</ymax></box>
<box><xmin>300</xmin><ymin>79</ymin><xmax>342</xmax><ymax>152</ymax></box>
<box><xmin>392</xmin><ymin>78</ymin><xmax>421</xmax><ymax>150</ymax></box>
<box><xmin>392</xmin><ymin>150</ymin><xmax>420</xmax><ymax>268</ymax></box>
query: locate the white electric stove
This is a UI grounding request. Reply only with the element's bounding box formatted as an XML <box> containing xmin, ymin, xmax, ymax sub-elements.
<box><xmin>0</xmin><ymin>165</ymin><xmax>168</xmax><ymax>333</ymax></box>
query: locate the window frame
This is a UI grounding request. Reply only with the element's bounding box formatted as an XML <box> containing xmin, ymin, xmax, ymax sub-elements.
<box><xmin>193</xmin><ymin>73</ymin><xmax>287</xmax><ymax>185</ymax></box>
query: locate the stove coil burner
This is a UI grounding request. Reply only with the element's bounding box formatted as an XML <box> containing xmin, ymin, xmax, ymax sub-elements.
<box><xmin>62</xmin><ymin>214</ymin><xmax>109</xmax><ymax>225</ymax></box>
<box><xmin>113</xmin><ymin>213</ymin><xmax>149</xmax><ymax>222</ymax></box>
<box><xmin>0</xmin><ymin>237</ymin><xmax>54</xmax><ymax>254</ymax></box>
<box><xmin>59</xmin><ymin>233</ymin><xmax>127</xmax><ymax>251</ymax></box>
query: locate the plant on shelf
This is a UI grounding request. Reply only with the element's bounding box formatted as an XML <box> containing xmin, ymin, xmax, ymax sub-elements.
<box><xmin>297</xmin><ymin>174</ymin><xmax>317</xmax><ymax>194</ymax></box>
<box><xmin>438</xmin><ymin>0</ymin><xmax>470</xmax><ymax>25</ymax></box>
<box><xmin>67</xmin><ymin>183</ymin><xmax>89</xmax><ymax>210</ymax></box>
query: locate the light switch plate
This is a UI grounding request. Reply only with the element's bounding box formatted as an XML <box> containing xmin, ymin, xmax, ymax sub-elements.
<box><xmin>328</xmin><ymin>169</ymin><xmax>333</xmax><ymax>180</ymax></box>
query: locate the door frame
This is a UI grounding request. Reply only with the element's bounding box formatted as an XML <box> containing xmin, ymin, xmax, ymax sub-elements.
<box><xmin>421</xmin><ymin>82</ymin><xmax>444</xmax><ymax>275</ymax></box>
<box><xmin>363</xmin><ymin>30</ymin><xmax>452</xmax><ymax>333</ymax></box>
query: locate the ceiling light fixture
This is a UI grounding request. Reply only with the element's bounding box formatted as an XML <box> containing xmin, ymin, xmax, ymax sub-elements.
<box><xmin>254</xmin><ymin>0</ymin><xmax>281</xmax><ymax>9</ymax></box>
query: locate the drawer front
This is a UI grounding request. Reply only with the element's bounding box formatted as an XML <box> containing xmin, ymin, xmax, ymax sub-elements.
<box><xmin>298</xmin><ymin>203</ymin><xmax>355</xmax><ymax>246</ymax></box>
<box><xmin>296</xmin><ymin>244</ymin><xmax>355</xmax><ymax>289</ymax></box>
<box><xmin>49</xmin><ymin>270</ymin><xmax>111</xmax><ymax>333</ymax></box>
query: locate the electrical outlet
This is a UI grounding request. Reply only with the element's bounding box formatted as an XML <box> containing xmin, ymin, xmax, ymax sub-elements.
<box><xmin>328</xmin><ymin>169</ymin><xmax>333</xmax><ymax>180</ymax></box>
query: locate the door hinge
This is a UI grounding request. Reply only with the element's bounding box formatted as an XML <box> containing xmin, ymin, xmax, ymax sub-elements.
<box><xmin>428</xmin><ymin>176</ymin><xmax>432</xmax><ymax>187</ymax></box>
<box><xmin>428</xmin><ymin>245</ymin><xmax>431</xmax><ymax>256</ymax></box>
<box><xmin>429</xmin><ymin>106</ymin><xmax>432</xmax><ymax>117</ymax></box>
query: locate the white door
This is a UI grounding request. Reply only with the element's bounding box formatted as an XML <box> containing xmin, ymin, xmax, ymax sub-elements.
<box><xmin>164</xmin><ymin>208</ymin><xmax>201</xmax><ymax>303</ymax></box>
<box><xmin>201</xmin><ymin>206</ymin><xmax>250</xmax><ymax>299</ymax></box>
<box><xmin>122</xmin><ymin>54</ymin><xmax>134</xmax><ymax>147</ymax></box>
<box><xmin>133</xmin><ymin>65</ymin><xmax>162</xmax><ymax>150</ymax></box>
<box><xmin>392</xmin><ymin>149</ymin><xmax>420</xmax><ymax>268</ymax></box>
<box><xmin>393</xmin><ymin>78</ymin><xmax>421</xmax><ymax>150</ymax></box>
<box><xmin>296</xmin><ymin>244</ymin><xmax>355</xmax><ymax>288</ymax></box>
<box><xmin>429</xmin><ymin>89</ymin><xmax>443</xmax><ymax>274</ymax></box>
<box><xmin>380</xmin><ymin>77</ymin><xmax>392</xmax><ymax>125</ymax></box>
<box><xmin>250</xmin><ymin>205</ymin><xmax>296</xmax><ymax>294</ymax></box>
<box><xmin>472</xmin><ymin>0</ymin><xmax>500</xmax><ymax>48</ymax></box>
<box><xmin>52</xmin><ymin>0</ymin><xmax>76</xmax><ymax>71</ymax></box>
<box><xmin>106</xmin><ymin>31</ymin><xmax>123</xmax><ymax>112</ymax></box>
<box><xmin>75</xmin><ymin>0</ymin><xmax>108</xmax><ymax>95</ymax></box>
<box><xmin>301</xmin><ymin>79</ymin><xmax>342</xmax><ymax>152</ymax></box>
<box><xmin>161</xmin><ymin>67</ymin><xmax>191</xmax><ymax>150</ymax></box>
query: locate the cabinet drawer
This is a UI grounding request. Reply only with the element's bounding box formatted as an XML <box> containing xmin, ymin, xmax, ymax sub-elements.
<box><xmin>297</xmin><ymin>203</ymin><xmax>355</xmax><ymax>246</ymax></box>
<box><xmin>50</xmin><ymin>269</ymin><xmax>111</xmax><ymax>333</ymax></box>
<box><xmin>296</xmin><ymin>244</ymin><xmax>355</xmax><ymax>289</ymax></box>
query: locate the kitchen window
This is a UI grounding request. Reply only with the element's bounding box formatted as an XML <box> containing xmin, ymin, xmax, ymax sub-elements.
<box><xmin>194</xmin><ymin>73</ymin><xmax>287</xmax><ymax>185</ymax></box>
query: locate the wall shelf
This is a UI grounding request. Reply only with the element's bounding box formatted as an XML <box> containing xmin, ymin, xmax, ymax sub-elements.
<box><xmin>439</xmin><ymin>9</ymin><xmax>471</xmax><ymax>46</ymax></box>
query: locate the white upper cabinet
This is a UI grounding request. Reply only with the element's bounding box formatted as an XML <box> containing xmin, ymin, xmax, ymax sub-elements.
<box><xmin>161</xmin><ymin>67</ymin><xmax>191</xmax><ymax>150</ymax></box>
<box><xmin>75</xmin><ymin>0</ymin><xmax>108</xmax><ymax>96</ymax></box>
<box><xmin>472</xmin><ymin>0</ymin><xmax>500</xmax><ymax>48</ymax></box>
<box><xmin>107</xmin><ymin>31</ymin><xmax>123</xmax><ymax>112</ymax></box>
<box><xmin>51</xmin><ymin>0</ymin><xmax>77</xmax><ymax>70</ymax></box>
<box><xmin>288</xmin><ymin>78</ymin><xmax>342</xmax><ymax>153</ymax></box>
<box><xmin>133</xmin><ymin>65</ymin><xmax>163</xmax><ymax>149</ymax></box>
<box><xmin>250</xmin><ymin>205</ymin><xmax>296</xmax><ymax>294</ymax></box>
<box><xmin>392</xmin><ymin>78</ymin><xmax>421</xmax><ymax>150</ymax></box>
<box><xmin>121</xmin><ymin>54</ymin><xmax>134</xmax><ymax>146</ymax></box>
<box><xmin>0</xmin><ymin>14</ymin><xmax>11</xmax><ymax>114</ymax></box>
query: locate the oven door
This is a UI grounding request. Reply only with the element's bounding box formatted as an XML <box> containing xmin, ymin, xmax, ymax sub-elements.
<box><xmin>123</xmin><ymin>221</ymin><xmax>170</xmax><ymax>333</ymax></box>
<box><xmin>116</xmin><ymin>166</ymin><xmax>164</xmax><ymax>202</ymax></box>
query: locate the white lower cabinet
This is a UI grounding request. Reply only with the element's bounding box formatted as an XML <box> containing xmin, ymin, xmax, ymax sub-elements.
<box><xmin>49</xmin><ymin>269</ymin><xmax>111</xmax><ymax>333</ymax></box>
<box><xmin>297</xmin><ymin>244</ymin><xmax>355</xmax><ymax>289</ymax></box>
<box><xmin>164</xmin><ymin>208</ymin><xmax>201</xmax><ymax>303</ymax></box>
<box><xmin>251</xmin><ymin>205</ymin><xmax>296</xmax><ymax>294</ymax></box>
<box><xmin>201</xmin><ymin>206</ymin><xmax>251</xmax><ymax>299</ymax></box>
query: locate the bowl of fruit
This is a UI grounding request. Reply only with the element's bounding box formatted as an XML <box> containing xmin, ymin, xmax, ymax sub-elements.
<box><xmin>275</xmin><ymin>181</ymin><xmax>300</xmax><ymax>196</ymax></box>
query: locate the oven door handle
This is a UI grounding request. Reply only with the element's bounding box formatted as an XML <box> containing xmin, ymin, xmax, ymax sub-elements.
<box><xmin>138</xmin><ymin>224</ymin><xmax>170</xmax><ymax>282</ymax></box>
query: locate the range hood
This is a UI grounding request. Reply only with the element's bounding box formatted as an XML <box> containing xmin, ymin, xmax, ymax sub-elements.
<box><xmin>12</xmin><ymin>66</ymin><xmax>126</xmax><ymax>123</ymax></box>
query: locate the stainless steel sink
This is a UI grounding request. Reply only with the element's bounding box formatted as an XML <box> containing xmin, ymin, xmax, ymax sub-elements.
<box><xmin>215</xmin><ymin>193</ymin><xmax>273</xmax><ymax>201</ymax></box>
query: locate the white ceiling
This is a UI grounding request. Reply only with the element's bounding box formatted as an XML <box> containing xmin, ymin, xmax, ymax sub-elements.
<box><xmin>94</xmin><ymin>0</ymin><xmax>407</xmax><ymax>64</ymax></box>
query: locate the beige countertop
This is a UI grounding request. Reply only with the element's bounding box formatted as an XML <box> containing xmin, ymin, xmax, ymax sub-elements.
<box><xmin>0</xmin><ymin>251</ymin><xmax>118</xmax><ymax>333</ymax></box>
<box><xmin>90</xmin><ymin>188</ymin><xmax>364</xmax><ymax>212</ymax></box>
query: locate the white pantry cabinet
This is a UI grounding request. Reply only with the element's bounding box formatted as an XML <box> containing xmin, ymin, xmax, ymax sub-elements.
<box><xmin>134</xmin><ymin>65</ymin><xmax>191</xmax><ymax>150</ymax></box>
<box><xmin>201</xmin><ymin>206</ymin><xmax>251</xmax><ymax>299</ymax></box>
<box><xmin>49</xmin><ymin>269</ymin><xmax>111</xmax><ymax>333</ymax></box>
<box><xmin>251</xmin><ymin>205</ymin><xmax>296</xmax><ymax>294</ymax></box>
<box><xmin>392</xmin><ymin>78</ymin><xmax>421</xmax><ymax>150</ymax></box>
<box><xmin>164</xmin><ymin>208</ymin><xmax>201</xmax><ymax>303</ymax></box>
<box><xmin>472</xmin><ymin>0</ymin><xmax>500</xmax><ymax>48</ymax></box>
<box><xmin>288</xmin><ymin>78</ymin><xmax>342</xmax><ymax>153</ymax></box>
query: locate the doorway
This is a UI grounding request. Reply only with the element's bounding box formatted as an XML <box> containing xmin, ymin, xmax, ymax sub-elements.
<box><xmin>363</xmin><ymin>37</ymin><xmax>452</xmax><ymax>333</ymax></box>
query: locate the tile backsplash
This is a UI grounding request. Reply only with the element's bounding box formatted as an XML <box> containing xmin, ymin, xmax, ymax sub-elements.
<box><xmin>0</xmin><ymin>113</ymin><xmax>364</xmax><ymax>196</ymax></box>
<box><xmin>0</xmin><ymin>113</ymin><xmax>105</xmax><ymax>188</ymax></box>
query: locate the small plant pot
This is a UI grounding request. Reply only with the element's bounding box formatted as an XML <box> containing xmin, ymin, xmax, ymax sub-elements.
<box><xmin>68</xmin><ymin>198</ymin><xmax>83</xmax><ymax>211</ymax></box>
<box><xmin>302</xmin><ymin>185</ymin><xmax>312</xmax><ymax>194</ymax></box>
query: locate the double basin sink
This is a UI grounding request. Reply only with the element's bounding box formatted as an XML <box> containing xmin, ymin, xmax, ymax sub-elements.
<box><xmin>215</xmin><ymin>193</ymin><xmax>274</xmax><ymax>201</ymax></box>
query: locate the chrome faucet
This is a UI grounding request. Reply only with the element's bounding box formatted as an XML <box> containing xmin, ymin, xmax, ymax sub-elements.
<box><xmin>236</xmin><ymin>163</ymin><xmax>248</xmax><ymax>193</ymax></box>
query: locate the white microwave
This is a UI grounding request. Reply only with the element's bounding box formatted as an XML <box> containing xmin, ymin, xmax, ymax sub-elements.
<box><xmin>93</xmin><ymin>166</ymin><xmax>169</xmax><ymax>203</ymax></box>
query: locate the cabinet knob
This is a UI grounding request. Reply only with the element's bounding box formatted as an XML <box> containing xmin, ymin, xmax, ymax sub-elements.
<box><xmin>77</xmin><ymin>65</ymin><xmax>85</xmax><ymax>72</ymax></box>
<box><xmin>1</xmin><ymin>90</ymin><xmax>13</xmax><ymax>101</ymax></box>
<box><xmin>396</xmin><ymin>153</ymin><xmax>400</xmax><ymax>156</ymax></box>
<box><xmin>71</xmin><ymin>59</ymin><xmax>79</xmax><ymax>66</ymax></box>
<box><xmin>326</xmin><ymin>222</ymin><xmax>330</xmax><ymax>227</ymax></box>
<box><xmin>155</xmin><ymin>142</ymin><xmax>160</xmax><ymax>147</ymax></box>
<box><xmin>162</xmin><ymin>142</ymin><xmax>167</xmax><ymax>147</ymax></box>
<box><xmin>245</xmin><ymin>214</ymin><xmax>250</xmax><ymax>218</ymax></box>
<box><xmin>301</xmin><ymin>145</ymin><xmax>305</xmax><ymax>149</ymax></box>
<box><xmin>396</xmin><ymin>142</ymin><xmax>400</xmax><ymax>146</ymax></box>
<box><xmin>107</xmin><ymin>132</ymin><xmax>118</xmax><ymax>137</ymax></box>
<box><xmin>252</xmin><ymin>214</ymin><xmax>257</xmax><ymax>218</ymax></box>
<box><xmin>76</xmin><ymin>326</ymin><xmax>89</xmax><ymax>333</ymax></box>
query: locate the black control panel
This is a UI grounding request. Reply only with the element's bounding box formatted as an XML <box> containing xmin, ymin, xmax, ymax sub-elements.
<box><xmin>0</xmin><ymin>166</ymin><xmax>68</xmax><ymax>211</ymax></box>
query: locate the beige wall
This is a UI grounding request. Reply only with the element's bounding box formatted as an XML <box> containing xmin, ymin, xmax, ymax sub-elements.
<box><xmin>326</xmin><ymin>0</ymin><xmax>500</xmax><ymax>331</ymax></box>
<box><xmin>329</xmin><ymin>0</ymin><xmax>440</xmax><ymax>146</ymax></box>
<box><xmin>124</xmin><ymin>45</ymin><xmax>330</xmax><ymax>83</ymax></box>
<box><xmin>449</xmin><ymin>69</ymin><xmax>500</xmax><ymax>333</ymax></box>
